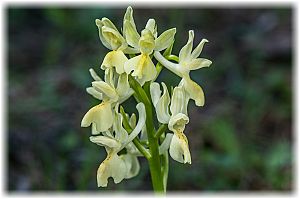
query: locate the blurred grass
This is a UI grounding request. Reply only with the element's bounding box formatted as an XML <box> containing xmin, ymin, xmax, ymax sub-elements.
<box><xmin>8</xmin><ymin>7</ymin><xmax>292</xmax><ymax>191</ymax></box>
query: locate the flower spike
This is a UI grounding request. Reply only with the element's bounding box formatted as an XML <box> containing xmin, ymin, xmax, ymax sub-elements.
<box><xmin>81</xmin><ymin>6</ymin><xmax>212</xmax><ymax>189</ymax></box>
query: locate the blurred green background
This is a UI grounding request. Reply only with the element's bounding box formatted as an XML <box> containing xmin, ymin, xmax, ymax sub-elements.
<box><xmin>8</xmin><ymin>6</ymin><xmax>292</xmax><ymax>191</ymax></box>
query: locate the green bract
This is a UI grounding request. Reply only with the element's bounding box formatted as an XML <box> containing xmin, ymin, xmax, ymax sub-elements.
<box><xmin>81</xmin><ymin>6</ymin><xmax>212</xmax><ymax>191</ymax></box>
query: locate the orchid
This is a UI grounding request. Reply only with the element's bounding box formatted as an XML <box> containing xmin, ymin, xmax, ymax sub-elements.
<box><xmin>123</xmin><ymin>6</ymin><xmax>176</xmax><ymax>85</ymax></box>
<box><xmin>81</xmin><ymin>68</ymin><xmax>133</xmax><ymax>133</ymax></box>
<box><xmin>150</xmin><ymin>82</ymin><xmax>191</xmax><ymax>163</ymax></box>
<box><xmin>95</xmin><ymin>17</ymin><xmax>128</xmax><ymax>74</ymax></box>
<box><xmin>90</xmin><ymin>103</ymin><xmax>145</xmax><ymax>187</ymax></box>
<box><xmin>81</xmin><ymin>6</ymin><xmax>212</xmax><ymax>193</ymax></box>
<box><xmin>154</xmin><ymin>30</ymin><xmax>212</xmax><ymax>106</ymax></box>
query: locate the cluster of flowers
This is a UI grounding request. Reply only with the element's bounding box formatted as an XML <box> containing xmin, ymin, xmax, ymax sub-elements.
<box><xmin>81</xmin><ymin>7</ymin><xmax>212</xmax><ymax>187</ymax></box>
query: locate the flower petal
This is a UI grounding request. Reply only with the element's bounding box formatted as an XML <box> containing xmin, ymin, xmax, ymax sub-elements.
<box><xmin>89</xmin><ymin>135</ymin><xmax>121</xmax><ymax>148</ymax></box>
<box><xmin>86</xmin><ymin>87</ymin><xmax>103</xmax><ymax>100</ymax></box>
<box><xmin>95</xmin><ymin>19</ymin><xmax>112</xmax><ymax>50</ymax></box>
<box><xmin>124</xmin><ymin>54</ymin><xmax>157</xmax><ymax>84</ymax></box>
<box><xmin>187</xmin><ymin>58</ymin><xmax>212</xmax><ymax>71</ymax></box>
<box><xmin>122</xmin><ymin>46</ymin><xmax>140</xmax><ymax>54</ymax></box>
<box><xmin>123</xmin><ymin>20</ymin><xmax>140</xmax><ymax>49</ymax></box>
<box><xmin>154</xmin><ymin>51</ymin><xmax>182</xmax><ymax>77</ymax></box>
<box><xmin>123</xmin><ymin>6</ymin><xmax>136</xmax><ymax>29</ymax></box>
<box><xmin>124</xmin><ymin>103</ymin><xmax>146</xmax><ymax>146</ymax></box>
<box><xmin>191</xmin><ymin>38</ymin><xmax>209</xmax><ymax>59</ymax></box>
<box><xmin>97</xmin><ymin>152</ymin><xmax>127</xmax><ymax>187</ymax></box>
<box><xmin>145</xmin><ymin>19</ymin><xmax>157</xmax><ymax>37</ymax></box>
<box><xmin>179</xmin><ymin>30</ymin><xmax>194</xmax><ymax>63</ymax></box>
<box><xmin>124</xmin><ymin>54</ymin><xmax>141</xmax><ymax>77</ymax></box>
<box><xmin>168</xmin><ymin>113</ymin><xmax>191</xmax><ymax>164</ymax></box>
<box><xmin>121</xmin><ymin>154</ymin><xmax>140</xmax><ymax>179</ymax></box>
<box><xmin>169</xmin><ymin>132</ymin><xmax>191</xmax><ymax>164</ymax></box>
<box><xmin>89</xmin><ymin>68</ymin><xmax>102</xmax><ymax>81</ymax></box>
<box><xmin>156</xmin><ymin>82</ymin><xmax>171</xmax><ymax>123</ymax></box>
<box><xmin>102</xmin><ymin>26</ymin><xmax>127</xmax><ymax>50</ymax></box>
<box><xmin>170</xmin><ymin>85</ymin><xmax>188</xmax><ymax>115</ymax></box>
<box><xmin>138</xmin><ymin>55</ymin><xmax>157</xmax><ymax>84</ymax></box>
<box><xmin>181</xmin><ymin>76</ymin><xmax>205</xmax><ymax>106</ymax></box>
<box><xmin>123</xmin><ymin>6</ymin><xmax>140</xmax><ymax>48</ymax></box>
<box><xmin>116</xmin><ymin>73</ymin><xmax>133</xmax><ymax>102</ymax></box>
<box><xmin>104</xmin><ymin>67</ymin><xmax>116</xmax><ymax>88</ymax></box>
<box><xmin>113</xmin><ymin>104</ymin><xmax>129</xmax><ymax>142</ymax></box>
<box><xmin>91</xmin><ymin>123</ymin><xmax>100</xmax><ymax>135</ymax></box>
<box><xmin>150</xmin><ymin>82</ymin><xmax>162</xmax><ymax>107</ymax></box>
<box><xmin>101</xmin><ymin>17</ymin><xmax>118</xmax><ymax>31</ymax></box>
<box><xmin>102</xmin><ymin>130</ymin><xmax>114</xmax><ymax>138</ymax></box>
<box><xmin>81</xmin><ymin>102</ymin><xmax>113</xmax><ymax>132</ymax></box>
<box><xmin>92</xmin><ymin>81</ymin><xmax>118</xmax><ymax>101</ymax></box>
<box><xmin>154</xmin><ymin>28</ymin><xmax>176</xmax><ymax>51</ymax></box>
<box><xmin>101</xmin><ymin>50</ymin><xmax>128</xmax><ymax>74</ymax></box>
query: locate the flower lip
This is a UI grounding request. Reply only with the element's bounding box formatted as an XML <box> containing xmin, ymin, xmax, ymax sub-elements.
<box><xmin>81</xmin><ymin>101</ymin><xmax>114</xmax><ymax>132</ymax></box>
<box><xmin>96</xmin><ymin>152</ymin><xmax>127</xmax><ymax>187</ymax></box>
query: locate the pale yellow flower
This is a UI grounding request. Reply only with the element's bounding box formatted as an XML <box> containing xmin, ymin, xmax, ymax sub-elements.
<box><xmin>150</xmin><ymin>82</ymin><xmax>191</xmax><ymax>164</ymax></box>
<box><xmin>150</xmin><ymin>82</ymin><xmax>171</xmax><ymax>124</ymax></box>
<box><xmin>120</xmin><ymin>142</ymin><xmax>141</xmax><ymax>179</ymax></box>
<box><xmin>168</xmin><ymin>86</ymin><xmax>191</xmax><ymax>164</ymax></box>
<box><xmin>95</xmin><ymin>12</ymin><xmax>137</xmax><ymax>74</ymax></box>
<box><xmin>90</xmin><ymin>103</ymin><xmax>146</xmax><ymax>187</ymax></box>
<box><xmin>123</xmin><ymin>6</ymin><xmax>176</xmax><ymax>85</ymax></box>
<box><xmin>81</xmin><ymin>68</ymin><xmax>133</xmax><ymax>133</ymax></box>
<box><xmin>154</xmin><ymin>30</ymin><xmax>212</xmax><ymax>106</ymax></box>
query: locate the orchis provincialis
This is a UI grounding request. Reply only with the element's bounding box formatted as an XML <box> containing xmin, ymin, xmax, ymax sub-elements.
<box><xmin>81</xmin><ymin>68</ymin><xmax>133</xmax><ymax>133</ymax></box>
<box><xmin>154</xmin><ymin>30</ymin><xmax>212</xmax><ymax>106</ymax></box>
<box><xmin>123</xmin><ymin>7</ymin><xmax>176</xmax><ymax>85</ymax></box>
<box><xmin>90</xmin><ymin>103</ymin><xmax>145</xmax><ymax>187</ymax></box>
<box><xmin>81</xmin><ymin>6</ymin><xmax>212</xmax><ymax>193</ymax></box>
<box><xmin>150</xmin><ymin>82</ymin><xmax>191</xmax><ymax>164</ymax></box>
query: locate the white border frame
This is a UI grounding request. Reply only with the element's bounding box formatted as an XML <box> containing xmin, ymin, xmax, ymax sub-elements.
<box><xmin>0</xmin><ymin>0</ymin><xmax>298</xmax><ymax>198</ymax></box>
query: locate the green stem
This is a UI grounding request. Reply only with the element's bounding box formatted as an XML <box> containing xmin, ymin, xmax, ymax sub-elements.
<box><xmin>140</xmin><ymin>140</ymin><xmax>149</xmax><ymax>145</ymax></box>
<box><xmin>166</xmin><ymin>54</ymin><xmax>179</xmax><ymax>63</ymax></box>
<box><xmin>155</xmin><ymin>62</ymin><xmax>164</xmax><ymax>80</ymax></box>
<box><xmin>154</xmin><ymin>54</ymin><xmax>179</xmax><ymax>81</ymax></box>
<box><xmin>128</xmin><ymin>75</ymin><xmax>165</xmax><ymax>193</ymax></box>
<box><xmin>145</xmin><ymin>106</ymin><xmax>164</xmax><ymax>193</ymax></box>
<box><xmin>155</xmin><ymin>124</ymin><xmax>168</xmax><ymax>139</ymax></box>
<box><xmin>133</xmin><ymin>138</ymin><xmax>151</xmax><ymax>159</ymax></box>
<box><xmin>158</xmin><ymin>128</ymin><xmax>169</xmax><ymax>192</ymax></box>
<box><xmin>120</xmin><ymin>106</ymin><xmax>151</xmax><ymax>159</ymax></box>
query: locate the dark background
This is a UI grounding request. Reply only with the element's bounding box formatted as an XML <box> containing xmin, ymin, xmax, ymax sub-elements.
<box><xmin>8</xmin><ymin>6</ymin><xmax>293</xmax><ymax>191</ymax></box>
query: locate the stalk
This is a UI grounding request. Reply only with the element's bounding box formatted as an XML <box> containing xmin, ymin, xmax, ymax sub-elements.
<box><xmin>128</xmin><ymin>75</ymin><xmax>165</xmax><ymax>193</ymax></box>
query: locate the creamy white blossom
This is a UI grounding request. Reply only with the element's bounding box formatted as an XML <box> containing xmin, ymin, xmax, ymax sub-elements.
<box><xmin>90</xmin><ymin>103</ymin><xmax>146</xmax><ymax>187</ymax></box>
<box><xmin>81</xmin><ymin>68</ymin><xmax>133</xmax><ymax>133</ymax></box>
<box><xmin>123</xmin><ymin>6</ymin><xmax>176</xmax><ymax>85</ymax></box>
<box><xmin>154</xmin><ymin>30</ymin><xmax>212</xmax><ymax>106</ymax></box>
<box><xmin>81</xmin><ymin>6</ymin><xmax>212</xmax><ymax>189</ymax></box>
<box><xmin>150</xmin><ymin>82</ymin><xmax>191</xmax><ymax>164</ymax></box>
